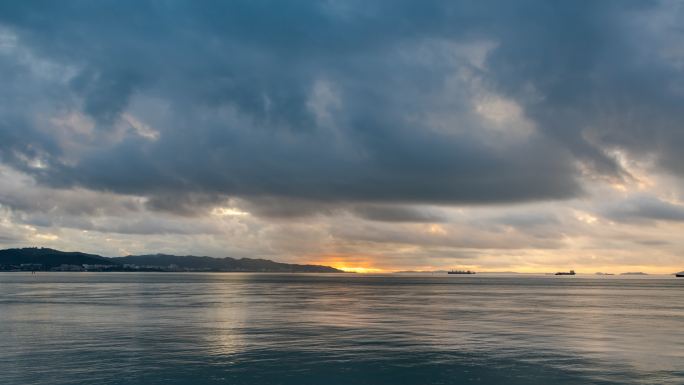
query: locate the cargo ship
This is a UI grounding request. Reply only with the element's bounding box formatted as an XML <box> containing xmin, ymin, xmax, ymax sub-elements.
<box><xmin>555</xmin><ymin>270</ymin><xmax>576</xmax><ymax>276</ymax></box>
<box><xmin>448</xmin><ymin>270</ymin><xmax>476</xmax><ymax>275</ymax></box>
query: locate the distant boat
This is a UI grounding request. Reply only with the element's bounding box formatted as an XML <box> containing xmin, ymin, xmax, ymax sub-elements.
<box><xmin>676</xmin><ymin>272</ymin><xmax>684</xmax><ymax>278</ymax></box>
<box><xmin>448</xmin><ymin>270</ymin><xmax>476</xmax><ymax>275</ymax></box>
<box><xmin>555</xmin><ymin>270</ymin><xmax>576</xmax><ymax>276</ymax></box>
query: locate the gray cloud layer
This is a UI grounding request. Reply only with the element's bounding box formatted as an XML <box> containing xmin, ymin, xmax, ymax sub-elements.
<box><xmin>603</xmin><ymin>195</ymin><xmax>684</xmax><ymax>223</ymax></box>
<box><xmin>0</xmin><ymin>0</ymin><xmax>683</xmax><ymax>221</ymax></box>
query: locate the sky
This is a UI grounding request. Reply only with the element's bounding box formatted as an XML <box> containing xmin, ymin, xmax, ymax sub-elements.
<box><xmin>1</xmin><ymin>1</ymin><xmax>684</xmax><ymax>273</ymax></box>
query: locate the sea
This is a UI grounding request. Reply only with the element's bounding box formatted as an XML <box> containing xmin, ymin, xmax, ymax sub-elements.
<box><xmin>0</xmin><ymin>272</ymin><xmax>682</xmax><ymax>385</ymax></box>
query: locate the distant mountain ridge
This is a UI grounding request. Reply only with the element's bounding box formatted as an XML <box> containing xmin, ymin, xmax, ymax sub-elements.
<box><xmin>0</xmin><ymin>247</ymin><xmax>342</xmax><ymax>273</ymax></box>
<box><xmin>110</xmin><ymin>254</ymin><xmax>342</xmax><ymax>273</ymax></box>
<box><xmin>0</xmin><ymin>247</ymin><xmax>115</xmax><ymax>268</ymax></box>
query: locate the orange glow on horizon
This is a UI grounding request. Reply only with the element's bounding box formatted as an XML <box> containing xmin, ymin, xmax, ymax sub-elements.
<box><xmin>303</xmin><ymin>255</ymin><xmax>683</xmax><ymax>275</ymax></box>
<box><xmin>335</xmin><ymin>266</ymin><xmax>385</xmax><ymax>273</ymax></box>
<box><xmin>304</xmin><ymin>251</ymin><xmax>683</xmax><ymax>275</ymax></box>
<box><xmin>309</xmin><ymin>255</ymin><xmax>386</xmax><ymax>273</ymax></box>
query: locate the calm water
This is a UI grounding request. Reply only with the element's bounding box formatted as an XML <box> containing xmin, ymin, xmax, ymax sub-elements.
<box><xmin>0</xmin><ymin>273</ymin><xmax>683</xmax><ymax>385</ymax></box>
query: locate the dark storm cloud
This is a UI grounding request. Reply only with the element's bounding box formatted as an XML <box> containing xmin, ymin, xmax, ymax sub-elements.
<box><xmin>0</xmin><ymin>0</ymin><xmax>682</xmax><ymax>216</ymax></box>
<box><xmin>0</xmin><ymin>47</ymin><xmax>64</xmax><ymax>171</ymax></box>
<box><xmin>482</xmin><ymin>1</ymin><xmax>684</xmax><ymax>179</ymax></box>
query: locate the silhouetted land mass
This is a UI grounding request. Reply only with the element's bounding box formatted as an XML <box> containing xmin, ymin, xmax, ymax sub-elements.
<box><xmin>0</xmin><ymin>248</ymin><xmax>116</xmax><ymax>269</ymax></box>
<box><xmin>0</xmin><ymin>247</ymin><xmax>342</xmax><ymax>273</ymax></box>
<box><xmin>111</xmin><ymin>254</ymin><xmax>342</xmax><ymax>273</ymax></box>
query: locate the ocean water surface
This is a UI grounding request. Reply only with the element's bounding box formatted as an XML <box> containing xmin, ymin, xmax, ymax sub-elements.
<box><xmin>0</xmin><ymin>273</ymin><xmax>682</xmax><ymax>385</ymax></box>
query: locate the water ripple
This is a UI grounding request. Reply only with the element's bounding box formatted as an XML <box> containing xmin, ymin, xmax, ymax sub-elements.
<box><xmin>0</xmin><ymin>273</ymin><xmax>682</xmax><ymax>384</ymax></box>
